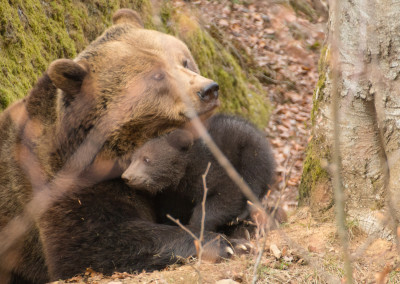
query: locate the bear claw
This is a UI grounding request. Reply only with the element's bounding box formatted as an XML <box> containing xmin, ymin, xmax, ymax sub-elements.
<box><xmin>225</xmin><ymin>246</ymin><xmax>234</xmax><ymax>256</ymax></box>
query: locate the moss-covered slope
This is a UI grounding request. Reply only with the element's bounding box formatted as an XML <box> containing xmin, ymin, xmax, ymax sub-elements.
<box><xmin>0</xmin><ymin>0</ymin><xmax>151</xmax><ymax>109</ymax></box>
<box><xmin>0</xmin><ymin>0</ymin><xmax>270</xmax><ymax>127</ymax></box>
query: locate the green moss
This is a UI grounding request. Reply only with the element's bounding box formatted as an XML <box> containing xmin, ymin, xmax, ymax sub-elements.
<box><xmin>0</xmin><ymin>0</ymin><xmax>152</xmax><ymax>111</ymax></box>
<box><xmin>298</xmin><ymin>137</ymin><xmax>330</xmax><ymax>202</ymax></box>
<box><xmin>298</xmin><ymin>45</ymin><xmax>330</xmax><ymax>203</ymax></box>
<box><xmin>308</xmin><ymin>41</ymin><xmax>321</xmax><ymax>51</ymax></box>
<box><xmin>310</xmin><ymin>45</ymin><xmax>328</xmax><ymax>124</ymax></box>
<box><xmin>289</xmin><ymin>0</ymin><xmax>317</xmax><ymax>22</ymax></box>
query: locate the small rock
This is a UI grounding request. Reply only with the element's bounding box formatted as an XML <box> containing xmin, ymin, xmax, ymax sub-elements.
<box><xmin>270</xmin><ymin>243</ymin><xmax>282</xmax><ymax>259</ymax></box>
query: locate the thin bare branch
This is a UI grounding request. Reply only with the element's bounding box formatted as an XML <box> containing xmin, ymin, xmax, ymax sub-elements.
<box><xmin>330</xmin><ymin>0</ymin><xmax>354</xmax><ymax>282</ymax></box>
<box><xmin>199</xmin><ymin>162</ymin><xmax>211</xmax><ymax>245</ymax></box>
<box><xmin>166</xmin><ymin>160</ymin><xmax>211</xmax><ymax>284</ymax></box>
<box><xmin>0</xmin><ymin>101</ymin><xmax>136</xmax><ymax>269</ymax></box>
<box><xmin>251</xmin><ymin>237</ymin><xmax>266</xmax><ymax>284</ymax></box>
<box><xmin>188</xmin><ymin>114</ymin><xmax>264</xmax><ymax>212</ymax></box>
<box><xmin>167</xmin><ymin>214</ymin><xmax>199</xmax><ymax>241</ymax></box>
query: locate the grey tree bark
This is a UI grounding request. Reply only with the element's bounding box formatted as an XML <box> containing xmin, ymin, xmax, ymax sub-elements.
<box><xmin>300</xmin><ymin>0</ymin><xmax>400</xmax><ymax>240</ymax></box>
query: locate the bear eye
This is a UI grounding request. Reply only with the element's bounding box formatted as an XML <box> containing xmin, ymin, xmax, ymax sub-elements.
<box><xmin>183</xmin><ymin>59</ymin><xmax>189</xmax><ymax>69</ymax></box>
<box><xmin>143</xmin><ymin>157</ymin><xmax>150</xmax><ymax>163</ymax></box>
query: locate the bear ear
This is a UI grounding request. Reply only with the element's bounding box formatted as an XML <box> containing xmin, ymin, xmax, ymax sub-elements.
<box><xmin>48</xmin><ymin>59</ymin><xmax>88</xmax><ymax>95</ymax></box>
<box><xmin>167</xmin><ymin>129</ymin><xmax>194</xmax><ymax>152</ymax></box>
<box><xmin>112</xmin><ymin>9</ymin><xmax>144</xmax><ymax>28</ymax></box>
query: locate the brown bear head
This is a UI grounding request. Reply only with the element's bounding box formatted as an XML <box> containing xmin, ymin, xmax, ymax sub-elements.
<box><xmin>46</xmin><ymin>9</ymin><xmax>219</xmax><ymax>163</ymax></box>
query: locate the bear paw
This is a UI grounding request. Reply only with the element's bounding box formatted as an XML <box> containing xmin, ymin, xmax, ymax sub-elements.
<box><xmin>200</xmin><ymin>236</ymin><xmax>253</xmax><ymax>262</ymax></box>
<box><xmin>229</xmin><ymin>238</ymin><xmax>254</xmax><ymax>255</ymax></box>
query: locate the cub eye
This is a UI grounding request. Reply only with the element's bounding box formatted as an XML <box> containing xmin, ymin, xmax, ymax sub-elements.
<box><xmin>143</xmin><ymin>157</ymin><xmax>150</xmax><ymax>163</ymax></box>
<box><xmin>152</xmin><ymin>72</ymin><xmax>165</xmax><ymax>81</ymax></box>
<box><xmin>183</xmin><ymin>59</ymin><xmax>189</xmax><ymax>69</ymax></box>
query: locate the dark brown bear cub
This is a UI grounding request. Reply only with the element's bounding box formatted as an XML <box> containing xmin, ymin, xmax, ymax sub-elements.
<box><xmin>122</xmin><ymin>114</ymin><xmax>276</xmax><ymax>232</ymax></box>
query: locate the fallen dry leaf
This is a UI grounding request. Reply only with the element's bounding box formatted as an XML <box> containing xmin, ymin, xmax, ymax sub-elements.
<box><xmin>308</xmin><ymin>245</ymin><xmax>317</xmax><ymax>253</ymax></box>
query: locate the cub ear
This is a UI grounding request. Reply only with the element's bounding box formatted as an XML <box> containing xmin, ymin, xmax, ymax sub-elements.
<box><xmin>167</xmin><ymin>129</ymin><xmax>194</xmax><ymax>152</ymax></box>
<box><xmin>112</xmin><ymin>9</ymin><xmax>144</xmax><ymax>28</ymax></box>
<box><xmin>48</xmin><ymin>59</ymin><xmax>88</xmax><ymax>95</ymax></box>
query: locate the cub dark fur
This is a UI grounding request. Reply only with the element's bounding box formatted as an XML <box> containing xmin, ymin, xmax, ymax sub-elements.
<box><xmin>122</xmin><ymin>114</ymin><xmax>276</xmax><ymax>232</ymax></box>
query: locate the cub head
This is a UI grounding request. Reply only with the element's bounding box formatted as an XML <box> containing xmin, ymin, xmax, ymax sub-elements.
<box><xmin>122</xmin><ymin>129</ymin><xmax>194</xmax><ymax>194</ymax></box>
<box><xmin>47</xmin><ymin>9</ymin><xmax>219</xmax><ymax>161</ymax></box>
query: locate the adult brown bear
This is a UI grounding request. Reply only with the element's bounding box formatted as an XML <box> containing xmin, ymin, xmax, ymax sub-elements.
<box><xmin>0</xmin><ymin>9</ymin><xmax>237</xmax><ymax>283</ymax></box>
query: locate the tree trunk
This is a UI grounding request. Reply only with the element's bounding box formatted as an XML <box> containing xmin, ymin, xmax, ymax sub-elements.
<box><xmin>300</xmin><ymin>0</ymin><xmax>399</xmax><ymax>240</ymax></box>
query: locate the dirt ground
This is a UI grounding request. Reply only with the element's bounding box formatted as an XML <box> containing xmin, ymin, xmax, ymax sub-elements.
<box><xmin>55</xmin><ymin>206</ymin><xmax>400</xmax><ymax>283</ymax></box>
<box><xmin>53</xmin><ymin>1</ymin><xmax>399</xmax><ymax>283</ymax></box>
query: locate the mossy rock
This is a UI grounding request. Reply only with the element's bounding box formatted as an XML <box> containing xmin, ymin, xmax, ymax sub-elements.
<box><xmin>0</xmin><ymin>0</ymin><xmax>271</xmax><ymax>127</ymax></box>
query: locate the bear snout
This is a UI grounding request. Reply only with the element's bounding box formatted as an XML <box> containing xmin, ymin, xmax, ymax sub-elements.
<box><xmin>197</xmin><ymin>82</ymin><xmax>219</xmax><ymax>102</ymax></box>
<box><xmin>122</xmin><ymin>172</ymin><xmax>146</xmax><ymax>188</ymax></box>
<box><xmin>121</xmin><ymin>172</ymin><xmax>132</xmax><ymax>183</ymax></box>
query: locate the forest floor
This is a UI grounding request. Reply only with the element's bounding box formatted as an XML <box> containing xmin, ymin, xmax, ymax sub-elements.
<box><xmin>57</xmin><ymin>0</ymin><xmax>400</xmax><ymax>283</ymax></box>
<box><xmin>58</xmin><ymin>206</ymin><xmax>399</xmax><ymax>283</ymax></box>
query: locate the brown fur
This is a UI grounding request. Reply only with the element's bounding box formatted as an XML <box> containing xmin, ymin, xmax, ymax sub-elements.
<box><xmin>112</xmin><ymin>9</ymin><xmax>144</xmax><ymax>27</ymax></box>
<box><xmin>0</xmin><ymin>9</ymin><xmax>222</xmax><ymax>283</ymax></box>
